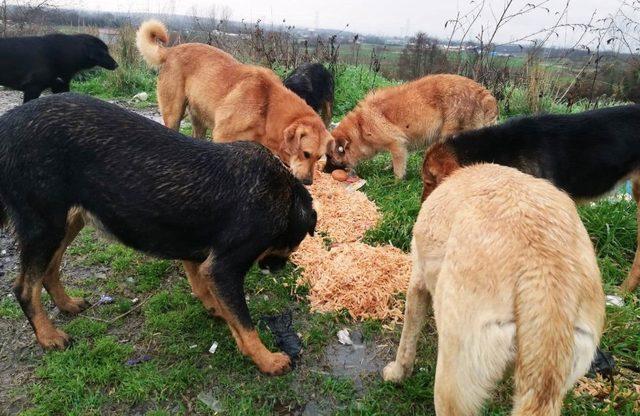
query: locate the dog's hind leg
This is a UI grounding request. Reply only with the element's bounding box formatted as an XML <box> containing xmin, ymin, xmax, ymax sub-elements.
<box><xmin>190</xmin><ymin>114</ymin><xmax>208</xmax><ymax>139</ymax></box>
<box><xmin>183</xmin><ymin>258</ymin><xmax>223</xmax><ymax>317</ymax></box>
<box><xmin>14</xmin><ymin>214</ymin><xmax>71</xmax><ymax>349</ymax></box>
<box><xmin>157</xmin><ymin>73</ymin><xmax>186</xmax><ymax>131</ymax></box>
<box><xmin>621</xmin><ymin>175</ymin><xmax>640</xmax><ymax>292</ymax></box>
<box><xmin>42</xmin><ymin>208</ymin><xmax>89</xmax><ymax>314</ymax></box>
<box><xmin>202</xmin><ymin>250</ymin><xmax>292</xmax><ymax>375</ymax></box>
<box><xmin>433</xmin><ymin>279</ymin><xmax>515</xmax><ymax>415</ymax></box>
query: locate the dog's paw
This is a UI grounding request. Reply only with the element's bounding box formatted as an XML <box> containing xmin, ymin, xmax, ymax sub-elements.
<box><xmin>37</xmin><ymin>328</ymin><xmax>71</xmax><ymax>350</ymax></box>
<box><xmin>382</xmin><ymin>361</ymin><xmax>407</xmax><ymax>383</ymax></box>
<box><xmin>258</xmin><ymin>352</ymin><xmax>292</xmax><ymax>376</ymax></box>
<box><xmin>58</xmin><ymin>297</ymin><xmax>91</xmax><ymax>315</ymax></box>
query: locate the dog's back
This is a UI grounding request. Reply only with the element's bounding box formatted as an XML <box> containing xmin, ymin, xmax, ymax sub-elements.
<box><xmin>0</xmin><ymin>93</ymin><xmax>314</xmax><ymax>259</ymax></box>
<box><xmin>413</xmin><ymin>164</ymin><xmax>604</xmax><ymax>415</ymax></box>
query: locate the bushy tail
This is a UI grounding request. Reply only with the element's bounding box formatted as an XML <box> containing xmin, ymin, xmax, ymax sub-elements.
<box><xmin>511</xmin><ymin>263</ymin><xmax>579</xmax><ymax>416</ymax></box>
<box><xmin>136</xmin><ymin>19</ymin><xmax>169</xmax><ymax>67</ymax></box>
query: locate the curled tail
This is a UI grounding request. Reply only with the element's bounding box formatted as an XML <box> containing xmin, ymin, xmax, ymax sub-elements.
<box><xmin>136</xmin><ymin>19</ymin><xmax>169</xmax><ymax>67</ymax></box>
<box><xmin>511</xmin><ymin>263</ymin><xmax>597</xmax><ymax>416</ymax></box>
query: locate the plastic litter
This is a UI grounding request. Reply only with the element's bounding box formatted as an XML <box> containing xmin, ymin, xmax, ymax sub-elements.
<box><xmin>96</xmin><ymin>294</ymin><xmax>114</xmax><ymax>306</ymax></box>
<box><xmin>345</xmin><ymin>178</ymin><xmax>367</xmax><ymax>192</ymax></box>
<box><xmin>197</xmin><ymin>391</ymin><xmax>222</xmax><ymax>413</ymax></box>
<box><xmin>125</xmin><ymin>354</ymin><xmax>152</xmax><ymax>366</ymax></box>
<box><xmin>261</xmin><ymin>310</ymin><xmax>303</xmax><ymax>359</ymax></box>
<box><xmin>588</xmin><ymin>348</ymin><xmax>615</xmax><ymax>378</ymax></box>
<box><xmin>208</xmin><ymin>341</ymin><xmax>218</xmax><ymax>354</ymax></box>
<box><xmin>337</xmin><ymin>328</ymin><xmax>353</xmax><ymax>345</ymax></box>
<box><xmin>605</xmin><ymin>295</ymin><xmax>624</xmax><ymax>307</ymax></box>
<box><xmin>132</xmin><ymin>92</ymin><xmax>149</xmax><ymax>102</ymax></box>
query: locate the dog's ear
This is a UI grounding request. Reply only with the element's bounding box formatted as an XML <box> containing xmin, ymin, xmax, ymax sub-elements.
<box><xmin>355</xmin><ymin>111</ymin><xmax>373</xmax><ymax>141</ymax></box>
<box><xmin>421</xmin><ymin>144</ymin><xmax>460</xmax><ymax>201</ymax></box>
<box><xmin>308</xmin><ymin>209</ymin><xmax>317</xmax><ymax>237</ymax></box>
<box><xmin>282</xmin><ymin>123</ymin><xmax>299</xmax><ymax>155</ymax></box>
<box><xmin>334</xmin><ymin>137</ymin><xmax>348</xmax><ymax>156</ymax></box>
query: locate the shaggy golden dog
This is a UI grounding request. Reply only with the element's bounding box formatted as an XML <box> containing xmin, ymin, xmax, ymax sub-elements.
<box><xmin>325</xmin><ymin>74</ymin><xmax>498</xmax><ymax>179</ymax></box>
<box><xmin>136</xmin><ymin>19</ymin><xmax>331</xmax><ymax>184</ymax></box>
<box><xmin>383</xmin><ymin>164</ymin><xmax>604</xmax><ymax>416</ymax></box>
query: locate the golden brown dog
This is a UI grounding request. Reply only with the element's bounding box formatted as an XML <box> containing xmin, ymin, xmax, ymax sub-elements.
<box><xmin>325</xmin><ymin>74</ymin><xmax>498</xmax><ymax>179</ymax></box>
<box><xmin>136</xmin><ymin>19</ymin><xmax>331</xmax><ymax>184</ymax></box>
<box><xmin>384</xmin><ymin>164</ymin><xmax>605</xmax><ymax>416</ymax></box>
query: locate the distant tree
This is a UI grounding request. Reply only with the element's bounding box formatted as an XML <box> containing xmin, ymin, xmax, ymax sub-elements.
<box><xmin>397</xmin><ymin>32</ymin><xmax>449</xmax><ymax>80</ymax></box>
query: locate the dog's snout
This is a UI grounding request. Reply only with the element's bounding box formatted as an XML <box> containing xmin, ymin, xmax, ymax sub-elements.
<box><xmin>323</xmin><ymin>156</ymin><xmax>344</xmax><ymax>173</ymax></box>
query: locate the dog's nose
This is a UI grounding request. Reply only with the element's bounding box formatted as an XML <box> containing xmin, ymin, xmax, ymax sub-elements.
<box><xmin>302</xmin><ymin>177</ymin><xmax>313</xmax><ymax>185</ymax></box>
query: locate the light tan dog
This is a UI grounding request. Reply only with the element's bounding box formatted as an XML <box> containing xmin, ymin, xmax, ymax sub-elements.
<box><xmin>136</xmin><ymin>19</ymin><xmax>331</xmax><ymax>184</ymax></box>
<box><xmin>383</xmin><ymin>164</ymin><xmax>605</xmax><ymax>416</ymax></box>
<box><xmin>325</xmin><ymin>74</ymin><xmax>498</xmax><ymax>178</ymax></box>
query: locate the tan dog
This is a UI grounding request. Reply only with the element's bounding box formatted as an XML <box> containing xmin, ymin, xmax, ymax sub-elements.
<box><xmin>383</xmin><ymin>164</ymin><xmax>605</xmax><ymax>416</ymax></box>
<box><xmin>136</xmin><ymin>19</ymin><xmax>331</xmax><ymax>184</ymax></box>
<box><xmin>325</xmin><ymin>74</ymin><xmax>498</xmax><ymax>179</ymax></box>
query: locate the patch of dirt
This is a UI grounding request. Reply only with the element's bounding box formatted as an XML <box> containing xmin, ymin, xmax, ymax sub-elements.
<box><xmin>322</xmin><ymin>329</ymin><xmax>393</xmax><ymax>392</ymax></box>
<box><xmin>0</xmin><ymin>228</ymin><xmax>40</xmax><ymax>414</ymax></box>
<box><xmin>0</xmin><ymin>88</ymin><xmax>23</xmax><ymax>116</ymax></box>
<box><xmin>0</xmin><ymin>88</ymin><xmax>163</xmax><ymax>124</ymax></box>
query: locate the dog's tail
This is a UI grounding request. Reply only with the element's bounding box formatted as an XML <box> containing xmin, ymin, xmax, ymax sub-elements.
<box><xmin>136</xmin><ymin>19</ymin><xmax>169</xmax><ymax>67</ymax></box>
<box><xmin>511</xmin><ymin>258</ymin><xmax>598</xmax><ymax>416</ymax></box>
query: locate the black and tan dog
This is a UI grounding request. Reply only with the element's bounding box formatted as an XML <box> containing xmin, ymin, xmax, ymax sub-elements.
<box><xmin>421</xmin><ymin>104</ymin><xmax>640</xmax><ymax>292</ymax></box>
<box><xmin>0</xmin><ymin>93</ymin><xmax>316</xmax><ymax>375</ymax></box>
<box><xmin>283</xmin><ymin>63</ymin><xmax>334</xmax><ymax>127</ymax></box>
<box><xmin>0</xmin><ymin>33</ymin><xmax>118</xmax><ymax>103</ymax></box>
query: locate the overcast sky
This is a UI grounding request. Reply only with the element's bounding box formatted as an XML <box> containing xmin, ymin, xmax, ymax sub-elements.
<box><xmin>56</xmin><ymin>0</ymin><xmax>628</xmax><ymax>46</ymax></box>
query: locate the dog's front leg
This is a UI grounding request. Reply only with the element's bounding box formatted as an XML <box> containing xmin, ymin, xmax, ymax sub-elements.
<box><xmin>622</xmin><ymin>177</ymin><xmax>640</xmax><ymax>292</ymax></box>
<box><xmin>383</xmin><ymin>276</ymin><xmax>431</xmax><ymax>382</ymax></box>
<box><xmin>203</xmin><ymin>256</ymin><xmax>292</xmax><ymax>375</ymax></box>
<box><xmin>390</xmin><ymin>144</ymin><xmax>408</xmax><ymax>180</ymax></box>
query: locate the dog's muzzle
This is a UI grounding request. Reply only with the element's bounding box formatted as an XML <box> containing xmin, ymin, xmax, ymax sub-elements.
<box><xmin>323</xmin><ymin>155</ymin><xmax>347</xmax><ymax>173</ymax></box>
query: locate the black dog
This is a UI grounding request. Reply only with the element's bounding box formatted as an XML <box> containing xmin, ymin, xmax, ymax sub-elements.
<box><xmin>284</xmin><ymin>63</ymin><xmax>334</xmax><ymax>127</ymax></box>
<box><xmin>0</xmin><ymin>93</ymin><xmax>316</xmax><ymax>376</ymax></box>
<box><xmin>0</xmin><ymin>34</ymin><xmax>118</xmax><ymax>103</ymax></box>
<box><xmin>422</xmin><ymin>104</ymin><xmax>640</xmax><ymax>292</ymax></box>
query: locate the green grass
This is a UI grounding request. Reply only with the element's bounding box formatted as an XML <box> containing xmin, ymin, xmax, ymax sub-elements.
<box><xmin>0</xmin><ymin>296</ymin><xmax>22</xmax><ymax>319</ymax></box>
<box><xmin>71</xmin><ymin>65</ymin><xmax>157</xmax><ymax>105</ymax></box>
<box><xmin>332</xmin><ymin>65</ymin><xmax>397</xmax><ymax>119</ymax></box>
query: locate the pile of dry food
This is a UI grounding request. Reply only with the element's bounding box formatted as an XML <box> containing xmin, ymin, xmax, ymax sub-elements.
<box><xmin>292</xmin><ymin>166</ymin><xmax>411</xmax><ymax>322</ymax></box>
